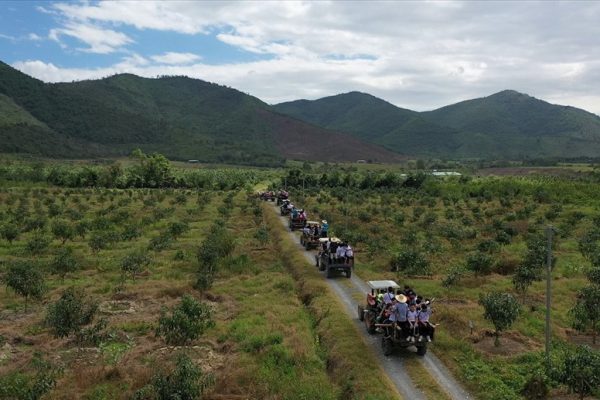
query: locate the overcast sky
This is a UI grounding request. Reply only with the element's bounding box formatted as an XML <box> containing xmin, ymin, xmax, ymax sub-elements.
<box><xmin>1</xmin><ymin>1</ymin><xmax>599</xmax><ymax>115</ymax></box>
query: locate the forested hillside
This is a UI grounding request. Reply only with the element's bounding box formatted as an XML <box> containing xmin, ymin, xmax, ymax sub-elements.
<box><xmin>0</xmin><ymin>62</ymin><xmax>401</xmax><ymax>165</ymax></box>
<box><xmin>275</xmin><ymin>90</ymin><xmax>600</xmax><ymax>159</ymax></box>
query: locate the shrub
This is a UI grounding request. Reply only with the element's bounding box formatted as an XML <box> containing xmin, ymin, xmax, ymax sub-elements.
<box><xmin>389</xmin><ymin>249</ymin><xmax>431</xmax><ymax>276</ymax></box>
<box><xmin>121</xmin><ymin>250</ymin><xmax>151</xmax><ymax>280</ymax></box>
<box><xmin>45</xmin><ymin>287</ymin><xmax>98</xmax><ymax>339</ymax></box>
<box><xmin>167</xmin><ymin>221</ymin><xmax>189</xmax><ymax>238</ymax></box>
<box><xmin>0</xmin><ymin>354</ymin><xmax>61</xmax><ymax>400</ymax></box>
<box><xmin>51</xmin><ymin>247</ymin><xmax>79</xmax><ymax>280</ymax></box>
<box><xmin>4</xmin><ymin>261</ymin><xmax>46</xmax><ymax>309</ymax></box>
<box><xmin>570</xmin><ymin>284</ymin><xmax>600</xmax><ymax>345</ymax></box>
<box><xmin>26</xmin><ymin>231</ymin><xmax>52</xmax><ymax>255</ymax></box>
<box><xmin>51</xmin><ymin>219</ymin><xmax>75</xmax><ymax>243</ymax></box>
<box><xmin>133</xmin><ymin>354</ymin><xmax>214</xmax><ymax>400</ymax></box>
<box><xmin>156</xmin><ymin>295</ymin><xmax>214</xmax><ymax>345</ymax></box>
<box><xmin>0</xmin><ymin>222</ymin><xmax>19</xmax><ymax>244</ymax></box>
<box><xmin>148</xmin><ymin>233</ymin><xmax>173</xmax><ymax>252</ymax></box>
<box><xmin>442</xmin><ymin>265</ymin><xmax>466</xmax><ymax>288</ymax></box>
<box><xmin>466</xmin><ymin>252</ymin><xmax>495</xmax><ymax>275</ymax></box>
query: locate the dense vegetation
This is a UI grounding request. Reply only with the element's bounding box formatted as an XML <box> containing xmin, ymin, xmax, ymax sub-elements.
<box><xmin>275</xmin><ymin>164</ymin><xmax>600</xmax><ymax>399</ymax></box>
<box><xmin>274</xmin><ymin>90</ymin><xmax>600</xmax><ymax>159</ymax></box>
<box><xmin>0</xmin><ymin>61</ymin><xmax>400</xmax><ymax>165</ymax></box>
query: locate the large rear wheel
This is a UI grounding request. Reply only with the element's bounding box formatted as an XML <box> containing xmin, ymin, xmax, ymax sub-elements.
<box><xmin>416</xmin><ymin>345</ymin><xmax>427</xmax><ymax>356</ymax></box>
<box><xmin>357</xmin><ymin>305</ymin><xmax>364</xmax><ymax>321</ymax></box>
<box><xmin>326</xmin><ymin>266</ymin><xmax>333</xmax><ymax>278</ymax></box>
<box><xmin>346</xmin><ymin>268</ymin><xmax>352</xmax><ymax>278</ymax></box>
<box><xmin>382</xmin><ymin>337</ymin><xmax>393</xmax><ymax>356</ymax></box>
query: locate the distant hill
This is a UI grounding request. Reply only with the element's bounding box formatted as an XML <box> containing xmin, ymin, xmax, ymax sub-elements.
<box><xmin>275</xmin><ymin>90</ymin><xmax>600</xmax><ymax>159</ymax></box>
<box><xmin>274</xmin><ymin>92</ymin><xmax>461</xmax><ymax>156</ymax></box>
<box><xmin>0</xmin><ymin>62</ymin><xmax>401</xmax><ymax>165</ymax></box>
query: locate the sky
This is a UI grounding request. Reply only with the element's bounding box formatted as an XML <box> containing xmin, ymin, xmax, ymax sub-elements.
<box><xmin>1</xmin><ymin>0</ymin><xmax>599</xmax><ymax>115</ymax></box>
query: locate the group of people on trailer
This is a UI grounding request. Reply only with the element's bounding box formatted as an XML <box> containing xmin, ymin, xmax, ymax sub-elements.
<box><xmin>370</xmin><ymin>285</ymin><xmax>435</xmax><ymax>342</ymax></box>
<box><xmin>302</xmin><ymin>219</ymin><xmax>330</xmax><ymax>238</ymax></box>
<box><xmin>320</xmin><ymin>236</ymin><xmax>353</xmax><ymax>264</ymax></box>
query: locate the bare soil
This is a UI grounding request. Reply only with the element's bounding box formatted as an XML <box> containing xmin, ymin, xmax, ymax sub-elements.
<box><xmin>471</xmin><ymin>330</ymin><xmax>537</xmax><ymax>356</ymax></box>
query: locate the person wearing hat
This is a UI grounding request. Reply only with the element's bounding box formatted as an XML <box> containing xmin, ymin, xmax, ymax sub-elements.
<box><xmin>344</xmin><ymin>243</ymin><xmax>354</xmax><ymax>265</ymax></box>
<box><xmin>392</xmin><ymin>293</ymin><xmax>409</xmax><ymax>339</ymax></box>
<box><xmin>320</xmin><ymin>220</ymin><xmax>329</xmax><ymax>238</ymax></box>
<box><xmin>382</xmin><ymin>287</ymin><xmax>395</xmax><ymax>305</ymax></box>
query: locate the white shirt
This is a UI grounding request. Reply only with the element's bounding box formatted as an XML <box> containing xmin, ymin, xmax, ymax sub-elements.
<box><xmin>336</xmin><ymin>246</ymin><xmax>346</xmax><ymax>258</ymax></box>
<box><xmin>383</xmin><ymin>292</ymin><xmax>395</xmax><ymax>305</ymax></box>
<box><xmin>407</xmin><ymin>310</ymin><xmax>418</xmax><ymax>322</ymax></box>
<box><xmin>345</xmin><ymin>246</ymin><xmax>353</xmax><ymax>257</ymax></box>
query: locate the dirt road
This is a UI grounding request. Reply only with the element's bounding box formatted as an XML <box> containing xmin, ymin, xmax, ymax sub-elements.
<box><xmin>273</xmin><ymin>205</ymin><xmax>472</xmax><ymax>400</ymax></box>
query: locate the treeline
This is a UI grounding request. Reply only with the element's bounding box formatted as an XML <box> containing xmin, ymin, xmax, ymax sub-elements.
<box><xmin>0</xmin><ymin>150</ymin><xmax>276</xmax><ymax>190</ymax></box>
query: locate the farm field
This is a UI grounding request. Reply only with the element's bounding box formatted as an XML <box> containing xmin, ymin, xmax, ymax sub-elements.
<box><xmin>275</xmin><ymin>165</ymin><xmax>600</xmax><ymax>400</ymax></box>
<box><xmin>1</xmin><ymin>156</ymin><xmax>600</xmax><ymax>400</ymax></box>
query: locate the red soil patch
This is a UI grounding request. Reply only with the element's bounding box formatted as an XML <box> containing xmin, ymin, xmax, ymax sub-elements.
<box><xmin>260</xmin><ymin>109</ymin><xmax>406</xmax><ymax>163</ymax></box>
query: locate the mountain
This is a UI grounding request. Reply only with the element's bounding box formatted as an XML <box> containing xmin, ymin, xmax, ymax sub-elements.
<box><xmin>274</xmin><ymin>92</ymin><xmax>461</xmax><ymax>156</ymax></box>
<box><xmin>275</xmin><ymin>90</ymin><xmax>600</xmax><ymax>159</ymax></box>
<box><xmin>0</xmin><ymin>62</ymin><xmax>402</xmax><ymax>165</ymax></box>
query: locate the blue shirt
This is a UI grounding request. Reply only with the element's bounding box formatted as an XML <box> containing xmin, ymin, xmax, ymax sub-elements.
<box><xmin>393</xmin><ymin>302</ymin><xmax>408</xmax><ymax>322</ymax></box>
<box><xmin>322</xmin><ymin>223</ymin><xmax>329</xmax><ymax>232</ymax></box>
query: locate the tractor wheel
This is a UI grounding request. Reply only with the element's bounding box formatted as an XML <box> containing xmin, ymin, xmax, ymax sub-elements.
<box><xmin>382</xmin><ymin>337</ymin><xmax>393</xmax><ymax>356</ymax></box>
<box><xmin>346</xmin><ymin>269</ymin><xmax>352</xmax><ymax>278</ymax></box>
<box><xmin>365</xmin><ymin>314</ymin><xmax>376</xmax><ymax>334</ymax></box>
<box><xmin>416</xmin><ymin>345</ymin><xmax>427</xmax><ymax>356</ymax></box>
<box><xmin>357</xmin><ymin>305</ymin><xmax>364</xmax><ymax>321</ymax></box>
<box><xmin>300</xmin><ymin>237</ymin><xmax>304</xmax><ymax>246</ymax></box>
<box><xmin>319</xmin><ymin>260</ymin><xmax>326</xmax><ymax>271</ymax></box>
<box><xmin>326</xmin><ymin>266</ymin><xmax>333</xmax><ymax>278</ymax></box>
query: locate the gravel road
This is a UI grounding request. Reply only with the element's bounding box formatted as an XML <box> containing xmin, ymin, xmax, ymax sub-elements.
<box><xmin>273</xmin><ymin>204</ymin><xmax>472</xmax><ymax>400</ymax></box>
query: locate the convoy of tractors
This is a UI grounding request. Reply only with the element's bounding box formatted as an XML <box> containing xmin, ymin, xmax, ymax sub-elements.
<box><xmin>259</xmin><ymin>189</ymin><xmax>435</xmax><ymax>357</ymax></box>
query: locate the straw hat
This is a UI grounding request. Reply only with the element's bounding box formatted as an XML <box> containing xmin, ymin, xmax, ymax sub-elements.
<box><xmin>322</xmin><ymin>220</ymin><xmax>327</xmax><ymax>224</ymax></box>
<box><xmin>395</xmin><ymin>294</ymin><xmax>407</xmax><ymax>303</ymax></box>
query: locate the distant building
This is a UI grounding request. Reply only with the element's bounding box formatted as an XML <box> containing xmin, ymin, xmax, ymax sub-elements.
<box><xmin>356</xmin><ymin>159</ymin><xmax>367</xmax><ymax>163</ymax></box>
<box><xmin>431</xmin><ymin>171</ymin><xmax>461</xmax><ymax>176</ymax></box>
<box><xmin>187</xmin><ymin>160</ymin><xmax>199</xmax><ymax>163</ymax></box>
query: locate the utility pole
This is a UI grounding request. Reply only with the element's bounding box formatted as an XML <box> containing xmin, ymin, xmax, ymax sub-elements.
<box><xmin>545</xmin><ymin>226</ymin><xmax>553</xmax><ymax>371</ymax></box>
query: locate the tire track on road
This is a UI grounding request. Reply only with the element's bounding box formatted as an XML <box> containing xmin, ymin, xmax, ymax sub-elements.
<box><xmin>272</xmin><ymin>204</ymin><xmax>472</xmax><ymax>400</ymax></box>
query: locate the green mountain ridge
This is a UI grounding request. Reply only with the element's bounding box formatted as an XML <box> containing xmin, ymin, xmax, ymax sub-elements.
<box><xmin>275</xmin><ymin>90</ymin><xmax>600</xmax><ymax>159</ymax></box>
<box><xmin>0</xmin><ymin>61</ymin><xmax>402</xmax><ymax>165</ymax></box>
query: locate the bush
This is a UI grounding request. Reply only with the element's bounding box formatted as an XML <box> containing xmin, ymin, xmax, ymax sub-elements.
<box><xmin>51</xmin><ymin>247</ymin><xmax>79</xmax><ymax>280</ymax></box>
<box><xmin>467</xmin><ymin>252</ymin><xmax>495</xmax><ymax>275</ymax></box>
<box><xmin>26</xmin><ymin>231</ymin><xmax>52</xmax><ymax>255</ymax></box>
<box><xmin>442</xmin><ymin>265</ymin><xmax>466</xmax><ymax>288</ymax></box>
<box><xmin>148</xmin><ymin>233</ymin><xmax>173</xmax><ymax>252</ymax></box>
<box><xmin>389</xmin><ymin>249</ymin><xmax>431</xmax><ymax>276</ymax></box>
<box><xmin>156</xmin><ymin>295</ymin><xmax>214</xmax><ymax>346</ymax></box>
<box><xmin>0</xmin><ymin>222</ymin><xmax>19</xmax><ymax>244</ymax></box>
<box><xmin>45</xmin><ymin>287</ymin><xmax>98</xmax><ymax>339</ymax></box>
<box><xmin>133</xmin><ymin>354</ymin><xmax>214</xmax><ymax>400</ymax></box>
<box><xmin>51</xmin><ymin>219</ymin><xmax>75</xmax><ymax>243</ymax></box>
<box><xmin>168</xmin><ymin>221</ymin><xmax>189</xmax><ymax>238</ymax></box>
<box><xmin>121</xmin><ymin>250</ymin><xmax>151</xmax><ymax>280</ymax></box>
<box><xmin>4</xmin><ymin>261</ymin><xmax>46</xmax><ymax>309</ymax></box>
<box><xmin>0</xmin><ymin>354</ymin><xmax>61</xmax><ymax>400</ymax></box>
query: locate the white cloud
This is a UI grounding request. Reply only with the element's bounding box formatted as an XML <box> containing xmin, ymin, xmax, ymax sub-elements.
<box><xmin>27</xmin><ymin>33</ymin><xmax>43</xmax><ymax>41</ymax></box>
<box><xmin>49</xmin><ymin>22</ymin><xmax>133</xmax><ymax>54</ymax></box>
<box><xmin>0</xmin><ymin>33</ymin><xmax>16</xmax><ymax>42</ymax></box>
<box><xmin>151</xmin><ymin>52</ymin><xmax>202</xmax><ymax>65</ymax></box>
<box><xmin>12</xmin><ymin>1</ymin><xmax>600</xmax><ymax>116</ymax></box>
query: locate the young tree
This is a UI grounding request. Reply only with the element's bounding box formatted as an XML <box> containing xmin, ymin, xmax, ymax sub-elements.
<box><xmin>51</xmin><ymin>247</ymin><xmax>79</xmax><ymax>281</ymax></box>
<box><xmin>25</xmin><ymin>232</ymin><xmax>51</xmax><ymax>255</ymax></box>
<box><xmin>467</xmin><ymin>251</ymin><xmax>495</xmax><ymax>275</ymax></box>
<box><xmin>479</xmin><ymin>292</ymin><xmax>521</xmax><ymax>346</ymax></box>
<box><xmin>570</xmin><ymin>285</ymin><xmax>600</xmax><ymax>344</ymax></box>
<box><xmin>554</xmin><ymin>345</ymin><xmax>600</xmax><ymax>400</ymax></box>
<box><xmin>254</xmin><ymin>225</ymin><xmax>269</xmax><ymax>248</ymax></box>
<box><xmin>121</xmin><ymin>250</ymin><xmax>151</xmax><ymax>280</ymax></box>
<box><xmin>0</xmin><ymin>223</ymin><xmax>19</xmax><ymax>244</ymax></box>
<box><xmin>155</xmin><ymin>295</ymin><xmax>214</xmax><ymax>345</ymax></box>
<box><xmin>3</xmin><ymin>261</ymin><xmax>46</xmax><ymax>310</ymax></box>
<box><xmin>133</xmin><ymin>354</ymin><xmax>214</xmax><ymax>400</ymax></box>
<box><xmin>45</xmin><ymin>287</ymin><xmax>98</xmax><ymax>339</ymax></box>
<box><xmin>51</xmin><ymin>219</ymin><xmax>75</xmax><ymax>244</ymax></box>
